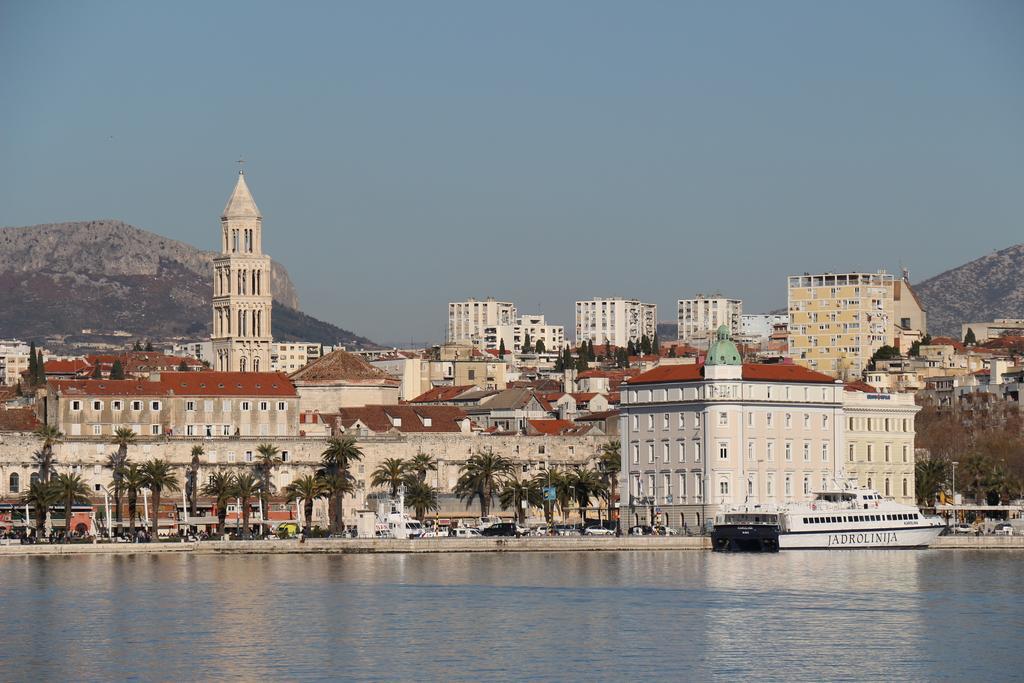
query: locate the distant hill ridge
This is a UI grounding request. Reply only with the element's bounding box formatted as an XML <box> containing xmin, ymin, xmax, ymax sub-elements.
<box><xmin>0</xmin><ymin>220</ymin><xmax>377</xmax><ymax>348</ymax></box>
<box><xmin>914</xmin><ymin>243</ymin><xmax>1024</xmax><ymax>339</ymax></box>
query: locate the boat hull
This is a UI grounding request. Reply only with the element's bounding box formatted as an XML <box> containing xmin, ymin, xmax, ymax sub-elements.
<box><xmin>779</xmin><ymin>524</ymin><xmax>943</xmax><ymax>550</ymax></box>
<box><xmin>711</xmin><ymin>524</ymin><xmax>780</xmax><ymax>552</ymax></box>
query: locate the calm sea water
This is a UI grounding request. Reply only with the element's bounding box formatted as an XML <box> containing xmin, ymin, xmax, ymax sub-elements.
<box><xmin>0</xmin><ymin>550</ymin><xmax>1020</xmax><ymax>681</ymax></box>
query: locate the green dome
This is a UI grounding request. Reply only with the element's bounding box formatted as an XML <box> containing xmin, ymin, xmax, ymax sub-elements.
<box><xmin>706</xmin><ymin>325</ymin><xmax>741</xmax><ymax>366</ymax></box>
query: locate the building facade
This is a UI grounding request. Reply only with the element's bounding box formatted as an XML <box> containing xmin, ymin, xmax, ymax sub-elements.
<box><xmin>787</xmin><ymin>271</ymin><xmax>896</xmax><ymax>380</ymax></box>
<box><xmin>0</xmin><ymin>340</ymin><xmax>33</xmax><ymax>386</ymax></box>
<box><xmin>575</xmin><ymin>298</ymin><xmax>657</xmax><ymax>347</ymax></box>
<box><xmin>271</xmin><ymin>342</ymin><xmax>324</xmax><ymax>374</ymax></box>
<box><xmin>677</xmin><ymin>295</ymin><xmax>742</xmax><ymax>343</ymax></box>
<box><xmin>740</xmin><ymin>314</ymin><xmax>789</xmax><ymax>341</ymax></box>
<box><xmin>619</xmin><ymin>327</ymin><xmax>844</xmax><ymax>531</ymax></box>
<box><xmin>447</xmin><ymin>298</ymin><xmax>517</xmax><ymax>351</ymax></box>
<box><xmin>211</xmin><ymin>171</ymin><xmax>273</xmax><ymax>373</ymax></box>
<box><xmin>842</xmin><ymin>387</ymin><xmax>919</xmax><ymax>504</ymax></box>
<box><xmin>516</xmin><ymin>314</ymin><xmax>565</xmax><ymax>353</ymax></box>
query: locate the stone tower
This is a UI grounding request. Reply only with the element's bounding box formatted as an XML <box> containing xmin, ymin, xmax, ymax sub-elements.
<box><xmin>211</xmin><ymin>171</ymin><xmax>272</xmax><ymax>372</ymax></box>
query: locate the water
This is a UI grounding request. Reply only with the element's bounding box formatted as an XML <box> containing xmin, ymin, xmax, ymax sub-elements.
<box><xmin>0</xmin><ymin>550</ymin><xmax>1021</xmax><ymax>681</ymax></box>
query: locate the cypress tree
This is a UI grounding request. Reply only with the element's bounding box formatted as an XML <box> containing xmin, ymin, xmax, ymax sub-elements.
<box><xmin>110</xmin><ymin>359</ymin><xmax>125</xmax><ymax>380</ymax></box>
<box><xmin>144</xmin><ymin>340</ymin><xmax>154</xmax><ymax>352</ymax></box>
<box><xmin>27</xmin><ymin>342</ymin><xmax>37</xmax><ymax>384</ymax></box>
<box><xmin>652</xmin><ymin>332</ymin><xmax>660</xmax><ymax>355</ymax></box>
<box><xmin>587</xmin><ymin>339</ymin><xmax>595</xmax><ymax>361</ymax></box>
<box><xmin>90</xmin><ymin>363</ymin><xmax>103</xmax><ymax>379</ymax></box>
<box><xmin>964</xmin><ymin>328</ymin><xmax>976</xmax><ymax>345</ymax></box>
<box><xmin>177</xmin><ymin>360</ymin><xmax>190</xmax><ymax>371</ymax></box>
<box><xmin>35</xmin><ymin>349</ymin><xmax>45</xmax><ymax>385</ymax></box>
<box><xmin>640</xmin><ymin>335</ymin><xmax>651</xmax><ymax>356</ymax></box>
<box><xmin>498</xmin><ymin>338</ymin><xmax>506</xmax><ymax>359</ymax></box>
<box><xmin>522</xmin><ymin>332</ymin><xmax>532</xmax><ymax>354</ymax></box>
<box><xmin>535</xmin><ymin>339</ymin><xmax>545</xmax><ymax>354</ymax></box>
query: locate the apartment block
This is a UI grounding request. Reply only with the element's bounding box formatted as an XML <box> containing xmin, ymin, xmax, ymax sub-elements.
<box><xmin>0</xmin><ymin>340</ymin><xmax>34</xmax><ymax>386</ymax></box>
<box><xmin>677</xmin><ymin>295</ymin><xmax>742</xmax><ymax>342</ymax></box>
<box><xmin>575</xmin><ymin>298</ymin><xmax>657</xmax><ymax>347</ymax></box>
<box><xmin>448</xmin><ymin>298</ymin><xmax>517</xmax><ymax>351</ymax></box>
<box><xmin>515</xmin><ymin>314</ymin><xmax>564</xmax><ymax>353</ymax></box>
<box><xmin>787</xmin><ymin>271</ymin><xmax>896</xmax><ymax>380</ymax></box>
<box><xmin>271</xmin><ymin>342</ymin><xmax>324</xmax><ymax>374</ymax></box>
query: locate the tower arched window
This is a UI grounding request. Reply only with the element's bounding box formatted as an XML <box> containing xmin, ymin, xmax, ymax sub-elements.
<box><xmin>9</xmin><ymin>473</ymin><xmax>19</xmax><ymax>493</ymax></box>
<box><xmin>239</xmin><ymin>357</ymin><xmax>247</xmax><ymax>372</ymax></box>
<box><xmin>253</xmin><ymin>357</ymin><xmax>260</xmax><ymax>372</ymax></box>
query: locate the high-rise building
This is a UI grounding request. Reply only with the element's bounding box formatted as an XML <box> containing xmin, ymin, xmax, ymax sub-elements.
<box><xmin>575</xmin><ymin>298</ymin><xmax>657</xmax><ymax>347</ymax></box>
<box><xmin>787</xmin><ymin>271</ymin><xmax>895</xmax><ymax>380</ymax></box>
<box><xmin>447</xmin><ymin>298</ymin><xmax>517</xmax><ymax>351</ymax></box>
<box><xmin>677</xmin><ymin>295</ymin><xmax>742</xmax><ymax>342</ymax></box>
<box><xmin>211</xmin><ymin>171</ymin><xmax>273</xmax><ymax>372</ymax></box>
<box><xmin>515</xmin><ymin>314</ymin><xmax>564</xmax><ymax>353</ymax></box>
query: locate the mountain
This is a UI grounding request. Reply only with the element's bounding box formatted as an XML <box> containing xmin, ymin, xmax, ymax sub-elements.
<box><xmin>0</xmin><ymin>220</ymin><xmax>378</xmax><ymax>349</ymax></box>
<box><xmin>914</xmin><ymin>244</ymin><xmax>1024</xmax><ymax>339</ymax></box>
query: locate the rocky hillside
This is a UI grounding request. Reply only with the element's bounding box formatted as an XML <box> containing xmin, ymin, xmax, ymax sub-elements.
<box><xmin>914</xmin><ymin>244</ymin><xmax>1024</xmax><ymax>338</ymax></box>
<box><xmin>0</xmin><ymin>220</ymin><xmax>377</xmax><ymax>349</ymax></box>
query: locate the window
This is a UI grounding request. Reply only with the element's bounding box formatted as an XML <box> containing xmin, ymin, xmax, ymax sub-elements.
<box><xmin>204</xmin><ymin>400</ymin><xmax>214</xmax><ymax>412</ymax></box>
<box><xmin>747</xmin><ymin>477</ymin><xmax>754</xmax><ymax>496</ymax></box>
<box><xmin>186</xmin><ymin>425</ymin><xmax>196</xmax><ymax>436</ymax></box>
<box><xmin>766</xmin><ymin>475</ymin><xmax>774</xmax><ymax>496</ymax></box>
<box><xmin>785</xmin><ymin>442</ymin><xmax>792</xmax><ymax>461</ymax></box>
<box><xmin>71</xmin><ymin>400</ymin><xmax>82</xmax><ymax>411</ymax></box>
<box><xmin>632</xmin><ymin>415</ymin><xmax>639</xmax><ymax>430</ymax></box>
<box><xmin>631</xmin><ymin>444</ymin><xmax>639</xmax><ymax>464</ymax></box>
<box><xmin>803</xmin><ymin>442</ymin><xmax>810</xmax><ymax>462</ymax></box>
<box><xmin>867</xmin><ymin>445</ymin><xmax>873</xmax><ymax>463</ymax></box>
<box><xmin>885</xmin><ymin>478</ymin><xmax>891</xmax><ymax>496</ymax></box>
<box><xmin>186</xmin><ymin>400</ymin><xmax>196</xmax><ymax>412</ymax></box>
<box><xmin>241</xmin><ymin>401</ymin><xmax>251</xmax><ymax>411</ymax></box>
<box><xmin>719</xmin><ymin>443</ymin><xmax>729</xmax><ymax>460</ymax></box>
<box><xmin>695</xmin><ymin>474</ymin><xmax>704</xmax><ymax>501</ymax></box>
<box><xmin>680</xmin><ymin>473</ymin><xmax>687</xmax><ymax>500</ymax></box>
<box><xmin>902</xmin><ymin>478</ymin><xmax>908</xmax><ymax>497</ymax></box>
<box><xmin>647</xmin><ymin>443</ymin><xmax>654</xmax><ymax>464</ymax></box>
<box><xmin>678</xmin><ymin>412</ymin><xmax>686</xmax><ymax>428</ymax></box>
<box><xmin>150</xmin><ymin>401</ymin><xmax>161</xmax><ymax>411</ymax></box>
<box><xmin>747</xmin><ymin>412</ymin><xmax>753</xmax><ymax>427</ymax></box>
<box><xmin>822</xmin><ymin>414</ymin><xmax>829</xmax><ymax>430</ymax></box>
<box><xmin>694</xmin><ymin>442</ymin><xmax>701</xmax><ymax>462</ymax></box>
<box><xmin>662</xmin><ymin>413</ymin><xmax>669</xmax><ymax>430</ymax></box>
<box><xmin>9</xmin><ymin>473</ymin><xmax>19</xmax><ymax>493</ymax></box>
<box><xmin>785</xmin><ymin>475</ymin><xmax>792</xmax><ymax>496</ymax></box>
<box><xmin>281</xmin><ymin>450</ymin><xmax>289</xmax><ymax>463</ymax></box>
<box><xmin>112</xmin><ymin>400</ymin><xmax>123</xmax><ymax>411</ymax></box>
<box><xmin>131</xmin><ymin>400</ymin><xmax>142</xmax><ymax>411</ymax></box>
<box><xmin>677</xmin><ymin>441</ymin><xmax>685</xmax><ymax>463</ymax></box>
<box><xmin>902</xmin><ymin>445</ymin><xmax>909</xmax><ymax>463</ymax></box>
<box><xmin>803</xmin><ymin>414</ymin><xmax>810</xmax><ymax>428</ymax></box>
<box><xmin>803</xmin><ymin>476</ymin><xmax>811</xmax><ymax>495</ymax></box>
<box><xmin>228</xmin><ymin>452</ymin><xmax>236</xmax><ymax>463</ymax></box>
<box><xmin>208</xmin><ymin>451</ymin><xmax>218</xmax><ymax>464</ymax></box>
<box><xmin>647</xmin><ymin>474</ymin><xmax>656</xmax><ymax>498</ymax></box>
<box><xmin>151</xmin><ymin>424</ymin><xmax>160</xmax><ymax>435</ymax></box>
<box><xmin>277</xmin><ymin>401</ymin><xmax>286</xmax><ymax>411</ymax></box>
<box><xmin>848</xmin><ymin>443</ymin><xmax>855</xmax><ymax>462</ymax></box>
<box><xmin>719</xmin><ymin>411</ymin><xmax>728</xmax><ymax>426</ymax></box>
<box><xmin>719</xmin><ymin>481</ymin><xmax>729</xmax><ymax>496</ymax></box>
<box><xmin>766</xmin><ymin>413</ymin><xmax>773</xmax><ymax>427</ymax></box>
<box><xmin>92</xmin><ymin>400</ymin><xmax>103</xmax><ymax>411</ymax></box>
<box><xmin>766</xmin><ymin>441</ymin><xmax>774</xmax><ymax>461</ymax></box>
<box><xmin>784</xmin><ymin>413</ymin><xmax>792</xmax><ymax>429</ymax></box>
<box><xmin>259</xmin><ymin>401</ymin><xmax>269</xmax><ymax>412</ymax></box>
<box><xmin>748</xmin><ymin>441</ymin><xmax>755</xmax><ymax>460</ymax></box>
<box><xmin>662</xmin><ymin>442</ymin><xmax>670</xmax><ymax>463</ymax></box>
<box><xmin>92</xmin><ymin>425</ymin><xmax>102</xmax><ymax>435</ymax></box>
<box><xmin>647</xmin><ymin>414</ymin><xmax>654</xmax><ymax>430</ymax></box>
<box><xmin>822</xmin><ymin>443</ymin><xmax>829</xmax><ymax>462</ymax></box>
<box><xmin>884</xmin><ymin>445</ymin><xmax>891</xmax><ymax>463</ymax></box>
<box><xmin>222</xmin><ymin>400</ymin><xmax>232</xmax><ymax>411</ymax></box>
<box><xmin>694</xmin><ymin>413</ymin><xmax>700</xmax><ymax>428</ymax></box>
<box><xmin>664</xmin><ymin>473</ymin><xmax>672</xmax><ymax>503</ymax></box>
<box><xmin>245</xmin><ymin>451</ymin><xmax>253</xmax><ymax>463</ymax></box>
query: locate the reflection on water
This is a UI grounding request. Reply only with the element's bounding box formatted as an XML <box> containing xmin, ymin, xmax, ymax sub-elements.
<box><xmin>0</xmin><ymin>551</ymin><xmax>1020</xmax><ymax>681</ymax></box>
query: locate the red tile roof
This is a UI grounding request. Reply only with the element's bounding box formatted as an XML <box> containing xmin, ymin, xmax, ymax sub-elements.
<box><xmin>334</xmin><ymin>405</ymin><xmax>469</xmax><ymax>433</ymax></box>
<box><xmin>408</xmin><ymin>385</ymin><xmax>478</xmax><ymax>403</ymax></box>
<box><xmin>289</xmin><ymin>350</ymin><xmax>399</xmax><ymax>386</ymax></box>
<box><xmin>575</xmin><ymin>409</ymin><xmax>621</xmax><ymax>422</ymax></box>
<box><xmin>927</xmin><ymin>337</ymin><xmax>966</xmax><ymax>351</ymax></box>
<box><xmin>50</xmin><ymin>372</ymin><xmax>297</xmax><ymax>397</ymax></box>
<box><xmin>44</xmin><ymin>359</ymin><xmax>92</xmax><ymax>375</ymax></box>
<box><xmin>527</xmin><ymin>419</ymin><xmax>593</xmax><ymax>436</ymax></box>
<box><xmin>626</xmin><ymin>363</ymin><xmax>838</xmax><ymax>385</ymax></box>
<box><xmin>0</xmin><ymin>407</ymin><xmax>40</xmax><ymax>432</ymax></box>
<box><xmin>844</xmin><ymin>380</ymin><xmax>878</xmax><ymax>393</ymax></box>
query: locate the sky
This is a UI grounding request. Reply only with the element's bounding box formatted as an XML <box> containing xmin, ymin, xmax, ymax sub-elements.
<box><xmin>1</xmin><ymin>1</ymin><xmax>1022</xmax><ymax>346</ymax></box>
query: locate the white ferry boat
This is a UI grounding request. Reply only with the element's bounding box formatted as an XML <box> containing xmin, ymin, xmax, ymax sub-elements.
<box><xmin>712</xmin><ymin>482</ymin><xmax>945</xmax><ymax>551</ymax></box>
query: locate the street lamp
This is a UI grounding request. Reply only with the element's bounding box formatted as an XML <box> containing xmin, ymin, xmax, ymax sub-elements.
<box><xmin>951</xmin><ymin>461</ymin><xmax>959</xmax><ymax>524</ymax></box>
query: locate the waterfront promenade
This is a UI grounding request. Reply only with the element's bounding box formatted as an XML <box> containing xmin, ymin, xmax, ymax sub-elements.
<box><xmin>0</xmin><ymin>535</ymin><xmax>1020</xmax><ymax>556</ymax></box>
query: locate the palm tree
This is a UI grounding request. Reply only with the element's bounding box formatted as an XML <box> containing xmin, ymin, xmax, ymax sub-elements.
<box><xmin>230</xmin><ymin>471</ymin><xmax>262</xmax><ymax>540</ymax></box>
<box><xmin>320</xmin><ymin>436</ymin><xmax>363</xmax><ymax>532</ymax></box>
<box><xmin>370</xmin><ymin>457</ymin><xmax>408</xmax><ymax>497</ymax></box>
<box><xmin>255</xmin><ymin>443</ymin><xmax>283</xmax><ymax>532</ymax></box>
<box><xmin>404</xmin><ymin>480</ymin><xmax>440</xmax><ymax>521</ymax></box>
<box><xmin>546</xmin><ymin>468</ymin><xmax>575</xmax><ymax>523</ymax></box>
<box><xmin>201</xmin><ymin>470</ymin><xmax>237</xmax><ymax>536</ymax></box>
<box><xmin>284</xmin><ymin>474</ymin><xmax>326</xmax><ymax>536</ymax></box>
<box><xmin>108</xmin><ymin>427</ymin><xmax>136</xmax><ymax>532</ymax></box>
<box><xmin>498</xmin><ymin>474</ymin><xmax>543</xmax><ymax>526</ymax></box>
<box><xmin>33</xmin><ymin>425</ymin><xmax>63</xmax><ymax>483</ymax></box>
<box><xmin>20</xmin><ymin>479</ymin><xmax>58</xmax><ymax>539</ymax></box>
<box><xmin>454</xmin><ymin>449</ymin><xmax>513</xmax><ymax>518</ymax></box>
<box><xmin>570</xmin><ymin>468</ymin><xmax>608</xmax><ymax>527</ymax></box>
<box><xmin>140</xmin><ymin>459</ymin><xmax>181</xmax><ymax>540</ymax></box>
<box><xmin>52</xmin><ymin>472</ymin><xmax>91</xmax><ymax>542</ymax></box>
<box><xmin>187</xmin><ymin>445</ymin><xmax>203</xmax><ymax>519</ymax></box>
<box><xmin>316</xmin><ymin>473</ymin><xmax>355</xmax><ymax>534</ymax></box>
<box><xmin>597</xmin><ymin>440</ymin><xmax>621</xmax><ymax>527</ymax></box>
<box><xmin>119</xmin><ymin>463</ymin><xmax>146</xmax><ymax>537</ymax></box>
<box><xmin>408</xmin><ymin>453</ymin><xmax>438</xmax><ymax>483</ymax></box>
<box><xmin>532</xmin><ymin>468</ymin><xmax>564</xmax><ymax>525</ymax></box>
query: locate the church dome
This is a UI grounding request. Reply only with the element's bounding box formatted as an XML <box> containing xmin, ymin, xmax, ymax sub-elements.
<box><xmin>706</xmin><ymin>325</ymin><xmax>741</xmax><ymax>366</ymax></box>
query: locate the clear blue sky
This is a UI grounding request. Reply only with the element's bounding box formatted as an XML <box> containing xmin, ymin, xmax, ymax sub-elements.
<box><xmin>2</xmin><ymin>1</ymin><xmax>1022</xmax><ymax>346</ymax></box>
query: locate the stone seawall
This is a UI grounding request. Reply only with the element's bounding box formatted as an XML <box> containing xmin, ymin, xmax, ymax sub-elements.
<box><xmin>0</xmin><ymin>535</ymin><xmax>1018</xmax><ymax>556</ymax></box>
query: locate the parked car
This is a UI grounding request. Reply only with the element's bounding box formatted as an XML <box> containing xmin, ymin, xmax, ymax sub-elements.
<box><xmin>629</xmin><ymin>525</ymin><xmax>654</xmax><ymax>536</ymax></box>
<box><xmin>528</xmin><ymin>525</ymin><xmax>550</xmax><ymax>537</ymax></box>
<box><xmin>583</xmin><ymin>525</ymin><xmax>615</xmax><ymax>536</ymax></box>
<box><xmin>452</xmin><ymin>527</ymin><xmax>482</xmax><ymax>538</ymax></box>
<box><xmin>553</xmin><ymin>524</ymin><xmax>580</xmax><ymax>536</ymax></box>
<box><xmin>993</xmin><ymin>523</ymin><xmax>1015</xmax><ymax>536</ymax></box>
<box><xmin>951</xmin><ymin>523</ymin><xmax>974</xmax><ymax>534</ymax></box>
<box><xmin>480</xmin><ymin>522</ymin><xmax>523</xmax><ymax>537</ymax></box>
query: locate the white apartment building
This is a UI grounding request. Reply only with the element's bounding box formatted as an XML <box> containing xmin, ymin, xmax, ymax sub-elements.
<box><xmin>677</xmin><ymin>295</ymin><xmax>742</xmax><ymax>342</ymax></box>
<box><xmin>271</xmin><ymin>342</ymin><xmax>324</xmax><ymax>374</ymax></box>
<box><xmin>448</xmin><ymin>298</ymin><xmax>517</xmax><ymax>351</ymax></box>
<box><xmin>740</xmin><ymin>314</ymin><xmax>789</xmax><ymax>341</ymax></box>
<box><xmin>515</xmin><ymin>314</ymin><xmax>564</xmax><ymax>353</ymax></box>
<box><xmin>788</xmin><ymin>271</ymin><xmax>896</xmax><ymax>381</ymax></box>
<box><xmin>619</xmin><ymin>327</ymin><xmax>844</xmax><ymax>531</ymax></box>
<box><xmin>0</xmin><ymin>340</ymin><xmax>35</xmax><ymax>386</ymax></box>
<box><xmin>575</xmin><ymin>298</ymin><xmax>657</xmax><ymax>348</ymax></box>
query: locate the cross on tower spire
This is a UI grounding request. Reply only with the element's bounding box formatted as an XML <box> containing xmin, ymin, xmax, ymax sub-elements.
<box><xmin>236</xmin><ymin>157</ymin><xmax>245</xmax><ymax>175</ymax></box>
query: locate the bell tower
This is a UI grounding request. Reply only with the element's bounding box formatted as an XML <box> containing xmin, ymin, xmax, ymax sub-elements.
<box><xmin>211</xmin><ymin>169</ymin><xmax>273</xmax><ymax>372</ymax></box>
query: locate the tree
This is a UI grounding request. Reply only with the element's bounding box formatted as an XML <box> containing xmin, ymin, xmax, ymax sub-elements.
<box><xmin>652</xmin><ymin>332</ymin><xmax>660</xmax><ymax>356</ymax></box>
<box><xmin>33</xmin><ymin>425</ymin><xmax>63</xmax><ymax>484</ymax></box>
<box><xmin>597</xmin><ymin>441</ymin><xmax>621</xmax><ymax>528</ymax></box>
<box><xmin>535</xmin><ymin>339</ymin><xmax>546</xmax><ymax>354</ymax></box>
<box><xmin>316</xmin><ymin>473</ymin><xmax>354</xmax><ymax>533</ymax></box>
<box><xmin>90</xmin><ymin>363</ymin><xmax>103</xmax><ymax>379</ymax></box>
<box><xmin>201</xmin><ymin>470</ymin><xmax>236</xmax><ymax>536</ymax></box>
<box><xmin>255</xmin><ymin>443</ymin><xmax>282</xmax><ymax>528</ymax></box>
<box><xmin>909</xmin><ymin>341</ymin><xmax>922</xmax><ymax>357</ymax></box>
<box><xmin>587</xmin><ymin>339</ymin><xmax>596</xmax><ymax>361</ymax></box>
<box><xmin>668</xmin><ymin>345</ymin><xmax>677</xmax><ymax>358</ymax></box>
<box><xmin>964</xmin><ymin>328</ymin><xmax>977</xmax><ymax>345</ymax></box>
<box><xmin>186</xmin><ymin>445</ymin><xmax>203</xmax><ymax>519</ymax></box>
<box><xmin>370</xmin><ymin>457</ymin><xmax>408</xmax><ymax>497</ymax></box>
<box><xmin>140</xmin><ymin>459</ymin><xmax>181</xmax><ymax>539</ymax></box>
<box><xmin>575</xmin><ymin>354</ymin><xmax>588</xmax><ymax>372</ymax></box>
<box><xmin>230</xmin><ymin>471</ymin><xmax>262</xmax><ymax>540</ymax></box>
<box><xmin>868</xmin><ymin>345</ymin><xmax>900</xmax><ymax>369</ymax></box>
<box><xmin>53</xmin><ymin>473</ymin><xmax>91</xmax><ymax>542</ymax></box>
<box><xmin>144</xmin><ymin>340</ymin><xmax>154</xmax><ymax>352</ymax></box>
<box><xmin>522</xmin><ymin>332</ymin><xmax>533</xmax><ymax>354</ymax></box>
<box><xmin>20</xmin><ymin>479</ymin><xmax>58</xmax><ymax>539</ymax></box>
<box><xmin>562</xmin><ymin>346</ymin><xmax>573</xmax><ymax>372</ymax></box>
<box><xmin>177</xmin><ymin>360</ymin><xmax>189</xmax><ymax>371</ymax></box>
<box><xmin>498</xmin><ymin>474</ymin><xmax>543</xmax><ymax>525</ymax></box>
<box><xmin>405</xmin><ymin>480</ymin><xmax>440</xmax><ymax>521</ymax></box>
<box><xmin>109</xmin><ymin>427</ymin><xmax>136</xmax><ymax>532</ymax></box>
<box><xmin>109</xmin><ymin>359</ymin><xmax>125</xmax><ymax>380</ymax></box>
<box><xmin>133</xmin><ymin>340</ymin><xmax>142</xmax><ymax>351</ymax></box>
<box><xmin>27</xmin><ymin>341</ymin><xmax>38</xmax><ymax>384</ymax></box>
<box><xmin>498</xmin><ymin>338</ymin><xmax>506</xmax><ymax>359</ymax></box>
<box><xmin>119</xmin><ymin>462</ymin><xmax>146</xmax><ymax>537</ymax></box>
<box><xmin>627</xmin><ymin>340</ymin><xmax>636</xmax><ymax>356</ymax></box>
<box><xmin>35</xmin><ymin>349</ymin><xmax>45</xmax><ymax>385</ymax></box>
<box><xmin>454</xmin><ymin>449</ymin><xmax>513</xmax><ymax>517</ymax></box>
<box><xmin>283</xmin><ymin>474</ymin><xmax>326</xmax><ymax>536</ymax></box>
<box><xmin>616</xmin><ymin>348</ymin><xmax>630</xmax><ymax>368</ymax></box>
<box><xmin>570</xmin><ymin>468</ymin><xmax>607</xmax><ymax>527</ymax></box>
<box><xmin>408</xmin><ymin>453</ymin><xmax>438</xmax><ymax>483</ymax></box>
<box><xmin>319</xmin><ymin>436</ymin><xmax>363</xmax><ymax>533</ymax></box>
